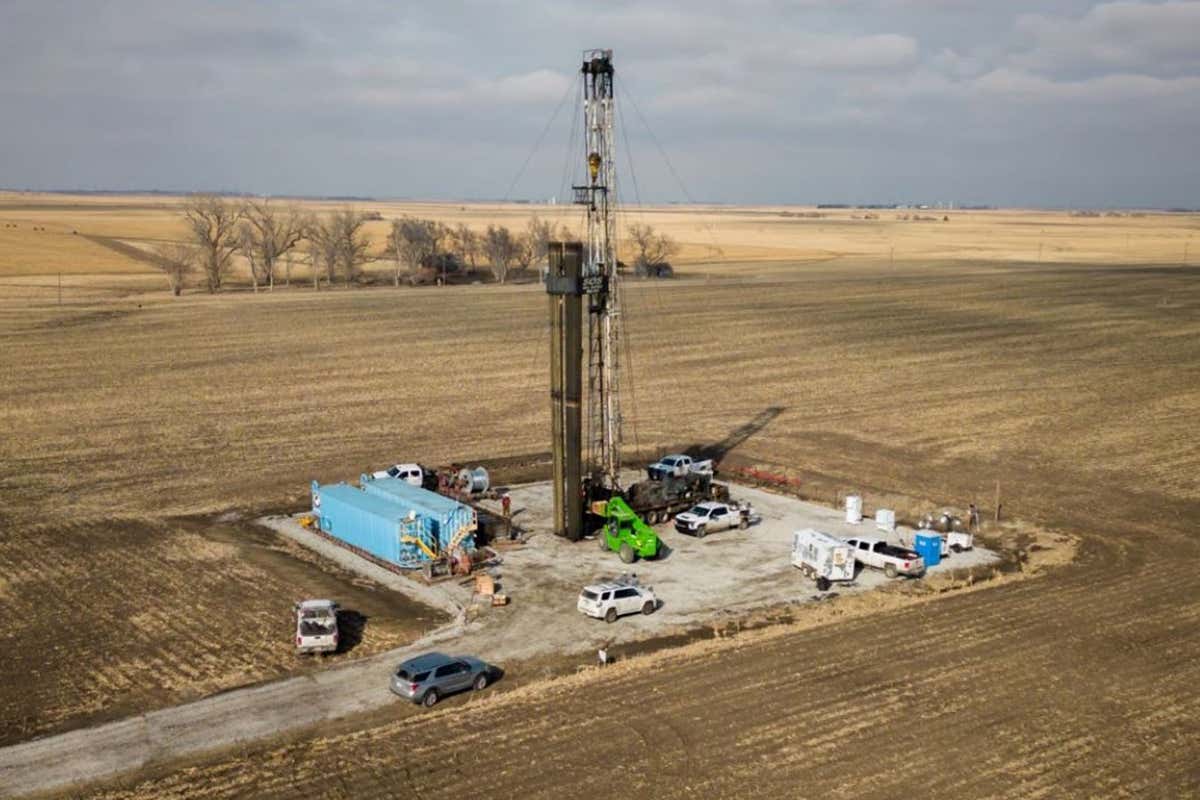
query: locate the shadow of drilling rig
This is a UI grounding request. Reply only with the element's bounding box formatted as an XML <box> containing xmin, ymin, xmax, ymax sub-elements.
<box><xmin>680</xmin><ymin>406</ymin><xmax>786</xmax><ymax>467</ymax></box>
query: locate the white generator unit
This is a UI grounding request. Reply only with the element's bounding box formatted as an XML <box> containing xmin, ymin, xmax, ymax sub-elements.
<box><xmin>845</xmin><ymin>494</ymin><xmax>863</xmax><ymax>524</ymax></box>
<box><xmin>792</xmin><ymin>528</ymin><xmax>856</xmax><ymax>591</ymax></box>
<box><xmin>875</xmin><ymin>508</ymin><xmax>896</xmax><ymax>533</ymax></box>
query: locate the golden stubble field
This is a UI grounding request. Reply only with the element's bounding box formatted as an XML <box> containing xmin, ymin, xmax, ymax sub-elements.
<box><xmin>2</xmin><ymin>194</ymin><xmax>1200</xmax><ymax>796</ymax></box>
<box><xmin>1</xmin><ymin>191</ymin><xmax>1195</xmax><ymax>284</ymax></box>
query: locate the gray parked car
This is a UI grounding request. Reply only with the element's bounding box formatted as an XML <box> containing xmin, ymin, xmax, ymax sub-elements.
<box><xmin>390</xmin><ymin>652</ymin><xmax>493</xmax><ymax>707</ymax></box>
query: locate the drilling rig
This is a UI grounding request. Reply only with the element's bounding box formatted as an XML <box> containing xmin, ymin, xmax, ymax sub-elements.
<box><xmin>547</xmin><ymin>49</ymin><xmax>621</xmax><ymax>540</ymax></box>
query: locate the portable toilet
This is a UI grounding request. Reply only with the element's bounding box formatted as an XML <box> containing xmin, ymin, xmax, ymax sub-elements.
<box><xmin>913</xmin><ymin>531</ymin><xmax>942</xmax><ymax>568</ymax></box>
<box><xmin>875</xmin><ymin>508</ymin><xmax>896</xmax><ymax>533</ymax></box>
<box><xmin>845</xmin><ymin>495</ymin><xmax>863</xmax><ymax>524</ymax></box>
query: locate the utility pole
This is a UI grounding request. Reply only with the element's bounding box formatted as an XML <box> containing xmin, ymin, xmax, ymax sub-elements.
<box><xmin>57</xmin><ymin>272</ymin><xmax>62</xmax><ymax>306</ymax></box>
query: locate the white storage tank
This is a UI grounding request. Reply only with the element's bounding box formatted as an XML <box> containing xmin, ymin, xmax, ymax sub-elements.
<box><xmin>875</xmin><ymin>508</ymin><xmax>896</xmax><ymax>533</ymax></box>
<box><xmin>845</xmin><ymin>494</ymin><xmax>863</xmax><ymax>524</ymax></box>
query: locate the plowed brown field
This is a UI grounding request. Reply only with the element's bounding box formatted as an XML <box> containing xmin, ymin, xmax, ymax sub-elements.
<box><xmin>1</xmin><ymin>196</ymin><xmax>1198</xmax><ymax>797</ymax></box>
<box><xmin>0</xmin><ymin>516</ymin><xmax>443</xmax><ymax>747</ymax></box>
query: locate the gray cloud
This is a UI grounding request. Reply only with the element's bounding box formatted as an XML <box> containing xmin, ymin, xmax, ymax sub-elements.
<box><xmin>0</xmin><ymin>0</ymin><xmax>1196</xmax><ymax>206</ymax></box>
<box><xmin>1013</xmin><ymin>1</ymin><xmax>1200</xmax><ymax>77</ymax></box>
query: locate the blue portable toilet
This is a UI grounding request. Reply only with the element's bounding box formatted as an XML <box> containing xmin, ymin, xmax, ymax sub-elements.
<box><xmin>913</xmin><ymin>532</ymin><xmax>942</xmax><ymax>568</ymax></box>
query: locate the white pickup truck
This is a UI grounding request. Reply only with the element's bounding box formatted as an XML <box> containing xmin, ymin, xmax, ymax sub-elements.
<box><xmin>294</xmin><ymin>599</ymin><xmax>339</xmax><ymax>655</ymax></box>
<box><xmin>674</xmin><ymin>501</ymin><xmax>759</xmax><ymax>538</ymax></box>
<box><xmin>648</xmin><ymin>454</ymin><xmax>714</xmax><ymax>481</ymax></box>
<box><xmin>844</xmin><ymin>536</ymin><xmax>925</xmax><ymax>578</ymax></box>
<box><xmin>371</xmin><ymin>463</ymin><xmax>425</xmax><ymax>485</ymax></box>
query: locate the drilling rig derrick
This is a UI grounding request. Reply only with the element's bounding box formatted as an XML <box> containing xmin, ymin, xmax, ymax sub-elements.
<box><xmin>576</xmin><ymin>49</ymin><xmax>622</xmax><ymax>499</ymax></box>
<box><xmin>547</xmin><ymin>48</ymin><xmax>622</xmax><ymax>540</ymax></box>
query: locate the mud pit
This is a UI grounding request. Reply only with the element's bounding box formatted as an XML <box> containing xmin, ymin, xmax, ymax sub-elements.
<box><xmin>270</xmin><ymin>479</ymin><xmax>1000</xmax><ymax>667</ymax></box>
<box><xmin>0</xmin><ymin>516</ymin><xmax>446</xmax><ymax>747</ymax></box>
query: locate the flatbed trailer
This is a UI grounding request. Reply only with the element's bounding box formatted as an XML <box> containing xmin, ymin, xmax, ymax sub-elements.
<box><xmin>623</xmin><ymin>469</ymin><xmax>730</xmax><ymax>524</ymax></box>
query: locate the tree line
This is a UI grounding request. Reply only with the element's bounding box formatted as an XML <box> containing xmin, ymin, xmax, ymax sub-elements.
<box><xmin>154</xmin><ymin>195</ymin><xmax>676</xmax><ymax>295</ymax></box>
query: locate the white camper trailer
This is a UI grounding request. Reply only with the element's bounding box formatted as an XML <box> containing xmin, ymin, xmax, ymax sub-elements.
<box><xmin>791</xmin><ymin>528</ymin><xmax>856</xmax><ymax>591</ymax></box>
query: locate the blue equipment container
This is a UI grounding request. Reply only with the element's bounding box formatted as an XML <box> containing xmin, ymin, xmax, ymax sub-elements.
<box><xmin>359</xmin><ymin>476</ymin><xmax>477</xmax><ymax>552</ymax></box>
<box><xmin>310</xmin><ymin>480</ymin><xmax>434</xmax><ymax>567</ymax></box>
<box><xmin>913</xmin><ymin>532</ymin><xmax>942</xmax><ymax>568</ymax></box>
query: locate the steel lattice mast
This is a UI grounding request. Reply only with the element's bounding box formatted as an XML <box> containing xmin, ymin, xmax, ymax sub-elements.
<box><xmin>574</xmin><ymin>49</ymin><xmax>621</xmax><ymax>494</ymax></box>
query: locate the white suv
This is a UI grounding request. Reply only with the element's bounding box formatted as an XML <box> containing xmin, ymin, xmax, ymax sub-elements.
<box><xmin>577</xmin><ymin>577</ymin><xmax>658</xmax><ymax>623</ymax></box>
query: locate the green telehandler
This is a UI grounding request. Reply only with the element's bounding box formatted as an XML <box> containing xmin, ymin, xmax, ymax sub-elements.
<box><xmin>597</xmin><ymin>495</ymin><xmax>660</xmax><ymax>563</ymax></box>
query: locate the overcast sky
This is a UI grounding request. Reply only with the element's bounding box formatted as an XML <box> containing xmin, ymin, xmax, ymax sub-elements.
<box><xmin>1</xmin><ymin>1</ymin><xmax>1198</xmax><ymax>207</ymax></box>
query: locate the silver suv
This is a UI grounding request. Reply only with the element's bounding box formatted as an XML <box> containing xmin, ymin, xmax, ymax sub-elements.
<box><xmin>390</xmin><ymin>652</ymin><xmax>493</xmax><ymax>707</ymax></box>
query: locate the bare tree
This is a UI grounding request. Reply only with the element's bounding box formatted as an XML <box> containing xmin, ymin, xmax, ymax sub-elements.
<box><xmin>151</xmin><ymin>242</ymin><xmax>197</xmax><ymax>296</ymax></box>
<box><xmin>330</xmin><ymin>208</ymin><xmax>370</xmax><ymax>286</ymax></box>
<box><xmin>304</xmin><ymin>231</ymin><xmax>325</xmax><ymax>290</ymax></box>
<box><xmin>386</xmin><ymin>216</ymin><xmax>441</xmax><ymax>287</ymax></box>
<box><xmin>627</xmin><ymin>223</ymin><xmax>678</xmax><ymax>273</ymax></box>
<box><xmin>306</xmin><ymin>216</ymin><xmax>340</xmax><ymax>287</ymax></box>
<box><xmin>237</xmin><ymin>223</ymin><xmax>261</xmax><ymax>292</ymax></box>
<box><xmin>514</xmin><ymin>233</ymin><xmax>535</xmax><ymax>274</ymax></box>
<box><xmin>525</xmin><ymin>214</ymin><xmax>566</xmax><ymax>269</ymax></box>
<box><xmin>182</xmin><ymin>195</ymin><xmax>243</xmax><ymax>292</ymax></box>
<box><xmin>238</xmin><ymin>200</ymin><xmax>306</xmax><ymax>292</ymax></box>
<box><xmin>449</xmin><ymin>223</ymin><xmax>480</xmax><ymax>272</ymax></box>
<box><xmin>482</xmin><ymin>224</ymin><xmax>520</xmax><ymax>284</ymax></box>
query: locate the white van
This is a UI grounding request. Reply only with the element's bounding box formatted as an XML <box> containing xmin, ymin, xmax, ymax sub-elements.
<box><xmin>791</xmin><ymin>529</ymin><xmax>855</xmax><ymax>591</ymax></box>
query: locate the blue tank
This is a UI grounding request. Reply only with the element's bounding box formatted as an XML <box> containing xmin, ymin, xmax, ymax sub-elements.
<box><xmin>359</xmin><ymin>476</ymin><xmax>477</xmax><ymax>552</ymax></box>
<box><xmin>310</xmin><ymin>480</ymin><xmax>435</xmax><ymax>567</ymax></box>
